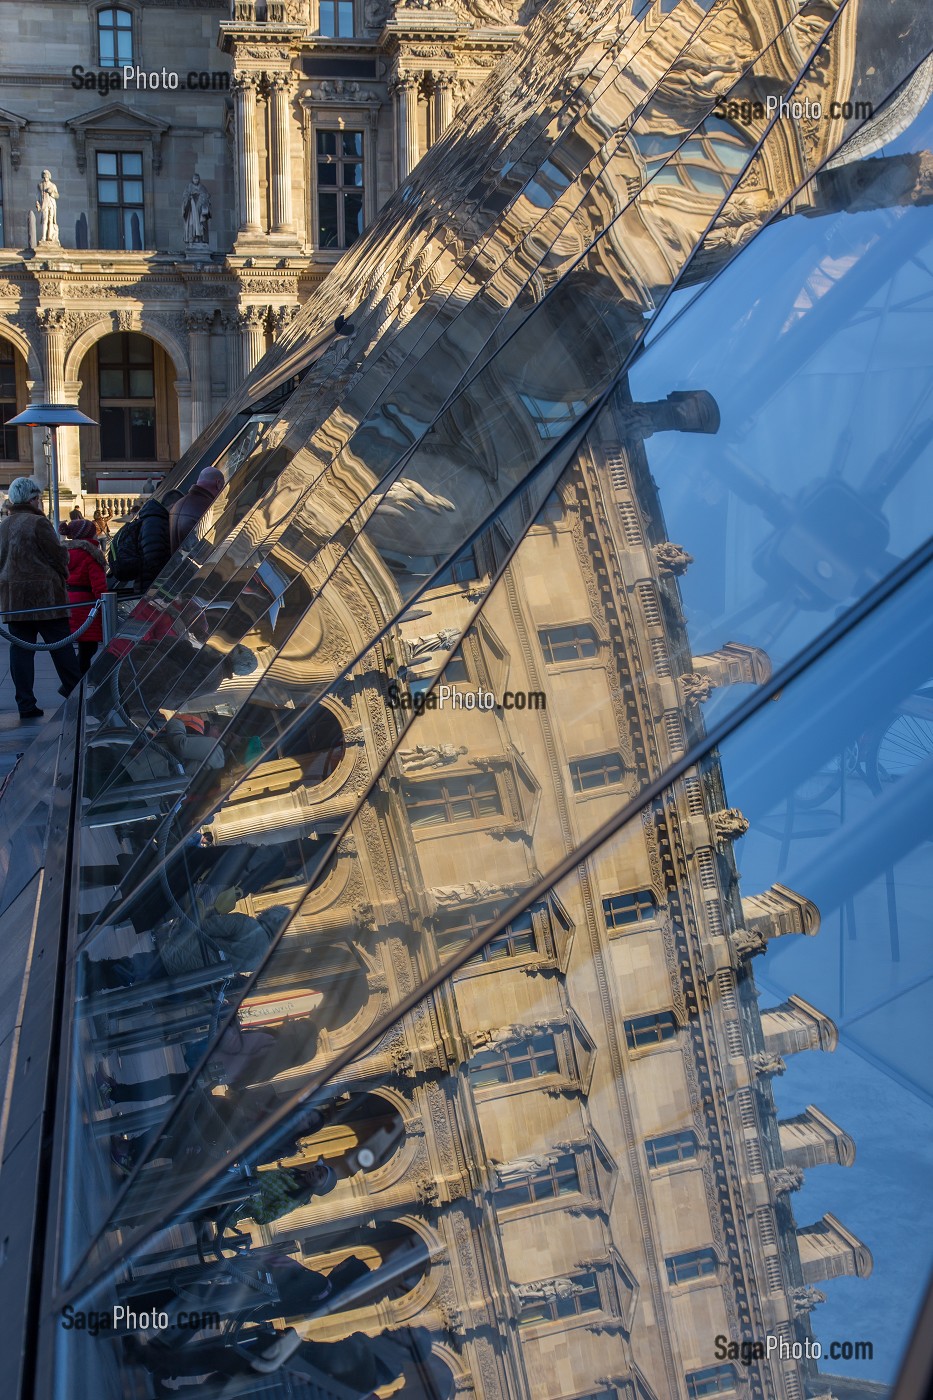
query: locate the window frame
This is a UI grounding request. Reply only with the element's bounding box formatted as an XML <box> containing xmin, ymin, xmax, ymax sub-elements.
<box><xmin>96</xmin><ymin>5</ymin><xmax>135</xmax><ymax>68</ymax></box>
<box><xmin>515</xmin><ymin>1270</ymin><xmax>603</xmax><ymax>1326</ymax></box>
<box><xmin>95</xmin><ymin>148</ymin><xmax>146</xmax><ymax>251</ymax></box>
<box><xmin>603</xmin><ymin>888</ymin><xmax>657</xmax><ymax>930</ymax></box>
<box><xmin>645</xmin><ymin>1130</ymin><xmax>698</xmax><ymax>1169</ymax></box>
<box><xmin>492</xmin><ymin>1151</ymin><xmax>581</xmax><ymax>1212</ymax></box>
<box><xmin>686</xmin><ymin>1364</ymin><xmax>738</xmax><ymax>1398</ymax></box>
<box><xmin>313</xmin><ymin>125</ymin><xmax>366</xmax><ymax>252</ymax></box>
<box><xmin>570</xmin><ymin>752</ymin><xmax>626</xmax><ymax>793</ymax></box>
<box><xmin>317</xmin><ymin>0</ymin><xmax>356</xmax><ymax>37</ymax></box>
<box><xmin>624</xmin><ymin>1010</ymin><xmax>678</xmax><ymax>1052</ymax></box>
<box><xmin>469</xmin><ymin>1031</ymin><xmax>561</xmax><ymax>1089</ymax></box>
<box><xmin>539</xmin><ymin>622</ymin><xmax>599</xmax><ymax>665</ymax></box>
<box><xmin>96</xmin><ymin>331</ymin><xmax>157</xmax><ymax>462</ymax></box>
<box><xmin>665</xmin><ymin>1248</ymin><xmax>719</xmax><ymax>1286</ymax></box>
<box><xmin>405</xmin><ymin>770</ymin><xmax>503</xmax><ymax>829</ymax></box>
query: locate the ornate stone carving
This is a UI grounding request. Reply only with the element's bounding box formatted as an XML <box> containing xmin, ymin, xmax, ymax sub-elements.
<box><xmin>491</xmin><ymin>1152</ymin><xmax>561</xmax><ymax>1182</ymax></box>
<box><xmin>352</xmin><ymin>901</ymin><xmax>376</xmax><ymax>930</ymax></box>
<box><xmin>732</xmin><ymin>927</ymin><xmax>767</xmax><ymax>959</ymax></box>
<box><xmin>185</xmin><ymin>310</ymin><xmax>215</xmax><ymax>333</ymax></box>
<box><xmin>510</xmin><ymin>1277</ymin><xmax>583</xmax><ymax>1307</ymax></box>
<box><xmin>308</xmin><ymin>79</ymin><xmax>380</xmax><ymax>103</ymax></box>
<box><xmin>752</xmin><ymin>1052</ymin><xmax>787</xmax><ymax>1078</ymax></box>
<box><xmin>680</xmin><ymin>672</ymin><xmax>714</xmax><ymax>704</ymax></box>
<box><xmin>711</xmin><ymin>808</ymin><xmax>749</xmax><ymax>842</ymax></box>
<box><xmin>406</xmin><ymin>627</ymin><xmax>460</xmax><ymax>662</ymax></box>
<box><xmin>432</xmin><ymin>879</ymin><xmax>523</xmax><ymax>907</ymax></box>
<box><xmin>791</xmin><ymin>1285</ymin><xmax>827</xmax><ymax>1317</ymax></box>
<box><xmin>398</xmin><ymin>742</ymin><xmax>468</xmax><ymax>772</ymax></box>
<box><xmin>769</xmin><ymin>1166</ymin><xmax>804</xmax><ymax>1195</ymax></box>
<box><xmin>653</xmin><ymin>540</ymin><xmax>694</xmax><ymax>576</ymax></box>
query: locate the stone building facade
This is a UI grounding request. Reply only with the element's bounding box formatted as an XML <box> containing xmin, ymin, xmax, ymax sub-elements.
<box><xmin>0</xmin><ymin>0</ymin><xmax>534</xmax><ymax>502</ymax></box>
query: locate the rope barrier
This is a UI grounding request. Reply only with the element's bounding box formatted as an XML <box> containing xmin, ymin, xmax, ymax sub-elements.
<box><xmin>0</xmin><ymin>599</ymin><xmax>103</xmax><ymax>650</ymax></box>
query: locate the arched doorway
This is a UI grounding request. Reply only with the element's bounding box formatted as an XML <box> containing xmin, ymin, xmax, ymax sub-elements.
<box><xmin>0</xmin><ymin>335</ymin><xmax>32</xmax><ymax>484</ymax></box>
<box><xmin>77</xmin><ymin>331</ymin><xmax>179</xmax><ymax>492</ymax></box>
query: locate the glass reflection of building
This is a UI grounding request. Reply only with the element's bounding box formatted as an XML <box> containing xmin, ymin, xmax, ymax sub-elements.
<box><xmin>1</xmin><ymin>2</ymin><xmax>932</xmax><ymax>1399</ymax></box>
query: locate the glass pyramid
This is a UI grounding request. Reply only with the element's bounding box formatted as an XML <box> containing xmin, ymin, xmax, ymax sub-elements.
<box><xmin>1</xmin><ymin>0</ymin><xmax>933</xmax><ymax>1396</ymax></box>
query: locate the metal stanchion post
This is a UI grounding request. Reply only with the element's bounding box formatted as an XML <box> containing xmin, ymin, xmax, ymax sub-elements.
<box><xmin>101</xmin><ymin>591</ymin><xmax>119</xmax><ymax>645</ymax></box>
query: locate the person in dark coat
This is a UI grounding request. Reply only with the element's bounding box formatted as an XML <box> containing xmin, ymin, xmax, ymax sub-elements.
<box><xmin>65</xmin><ymin>519</ymin><xmax>107</xmax><ymax>674</ymax></box>
<box><xmin>137</xmin><ymin>488</ymin><xmax>182</xmax><ymax>591</ymax></box>
<box><xmin>0</xmin><ymin>477</ymin><xmax>81</xmax><ymax>720</ymax></box>
<box><xmin>169</xmin><ymin>466</ymin><xmax>225</xmax><ymax>552</ymax></box>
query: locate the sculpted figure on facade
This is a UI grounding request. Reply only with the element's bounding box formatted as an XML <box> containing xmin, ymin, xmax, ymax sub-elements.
<box><xmin>680</xmin><ymin>672</ymin><xmax>714</xmax><ymax>704</ymax></box>
<box><xmin>511</xmin><ymin>1277</ymin><xmax>584</xmax><ymax>1307</ymax></box>
<box><xmin>493</xmin><ymin>1152</ymin><xmax>561</xmax><ymax>1182</ymax></box>
<box><xmin>433</xmin><ymin>879</ymin><xmax>523</xmax><ymax>907</ymax></box>
<box><xmin>791</xmin><ymin>1285</ymin><xmax>827</xmax><ymax>1318</ymax></box>
<box><xmin>711</xmin><ymin>808</ymin><xmax>750</xmax><ymax>842</ymax></box>
<box><xmin>36</xmin><ymin>170</ymin><xmax>60</xmax><ymax>245</ymax></box>
<box><xmin>399</xmin><ymin>742</ymin><xmax>469</xmax><ymax>772</ymax></box>
<box><xmin>769</xmin><ymin>1166</ymin><xmax>804</xmax><ymax>1195</ymax></box>
<box><xmin>183</xmin><ymin>174</ymin><xmax>212</xmax><ymax>245</ymax></box>
<box><xmin>653</xmin><ymin>541</ymin><xmax>694</xmax><ymax>576</ymax></box>
<box><xmin>732</xmin><ymin>927</ymin><xmax>767</xmax><ymax>959</ymax></box>
<box><xmin>752</xmin><ymin>1052</ymin><xmax>787</xmax><ymax>1078</ymax></box>
<box><xmin>407</xmin><ymin>627</ymin><xmax>461</xmax><ymax>661</ymax></box>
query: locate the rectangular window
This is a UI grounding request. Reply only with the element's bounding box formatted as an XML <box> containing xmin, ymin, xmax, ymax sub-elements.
<box><xmin>493</xmin><ymin>1152</ymin><xmax>580</xmax><ymax>1210</ymax></box>
<box><xmin>318</xmin><ymin>0</ymin><xmax>354</xmax><ymax>35</ymax></box>
<box><xmin>470</xmin><ymin>1031</ymin><xmax>559</xmax><ymax>1087</ymax></box>
<box><xmin>98</xmin><ymin>332</ymin><xmax>156</xmax><ymax>461</ymax></box>
<box><xmin>516</xmin><ymin>1270</ymin><xmax>601</xmax><ymax>1324</ymax></box>
<box><xmin>570</xmin><ymin>753</ymin><xmax>625</xmax><ymax>792</ymax></box>
<box><xmin>686</xmin><ymin>1365</ymin><xmax>737</xmax><ymax>1398</ymax></box>
<box><xmin>666</xmin><ymin>1248</ymin><xmax>718</xmax><ymax>1285</ymax></box>
<box><xmin>603</xmin><ymin>889</ymin><xmax>656</xmax><ymax>929</ymax></box>
<box><xmin>316</xmin><ymin>129</ymin><xmax>364</xmax><ymax>249</ymax></box>
<box><xmin>437</xmin><ymin>905</ymin><xmax>538</xmax><ymax>963</ymax></box>
<box><xmin>98</xmin><ymin>7</ymin><xmax>133</xmax><ymax>67</ymax></box>
<box><xmin>539</xmin><ymin>623</ymin><xmax>598</xmax><ymax>664</ymax></box>
<box><xmin>645</xmin><ymin>1131</ymin><xmax>697</xmax><ymax>1168</ymax></box>
<box><xmin>624</xmin><ymin>1011</ymin><xmax>677</xmax><ymax>1050</ymax></box>
<box><xmin>405</xmin><ymin>771</ymin><xmax>501</xmax><ymax>828</ymax></box>
<box><xmin>96</xmin><ymin>150</ymin><xmax>145</xmax><ymax>250</ymax></box>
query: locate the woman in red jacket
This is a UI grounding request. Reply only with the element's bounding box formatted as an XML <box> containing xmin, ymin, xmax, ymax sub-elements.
<box><xmin>66</xmin><ymin>519</ymin><xmax>107</xmax><ymax>674</ymax></box>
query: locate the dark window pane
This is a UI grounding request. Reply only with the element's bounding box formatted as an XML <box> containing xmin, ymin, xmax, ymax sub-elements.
<box><xmin>98</xmin><ymin>369</ymin><xmax>124</xmax><ymax>398</ymax></box>
<box><xmin>316</xmin><ymin>130</ymin><xmax>337</xmax><ymax>156</ymax></box>
<box><xmin>317</xmin><ymin>193</ymin><xmax>339</xmax><ymax>248</ymax></box>
<box><xmin>341</xmin><ymin>161</ymin><xmax>363</xmax><ymax>188</ymax></box>
<box><xmin>99</xmin><ymin>406</ymin><xmax>126</xmax><ymax>460</ymax></box>
<box><xmin>128</xmin><ymin>370</ymin><xmax>154</xmax><ymax>398</ymax></box>
<box><xmin>130</xmin><ymin>409</ymin><xmax>156</xmax><ymax>459</ymax></box>
<box><xmin>341</xmin><ymin>131</ymin><xmax>363</xmax><ymax>157</ymax></box>
<box><xmin>98</xmin><ymin>208</ymin><xmax>120</xmax><ymax>248</ymax></box>
<box><xmin>317</xmin><ymin>163</ymin><xmax>337</xmax><ymax>187</ymax></box>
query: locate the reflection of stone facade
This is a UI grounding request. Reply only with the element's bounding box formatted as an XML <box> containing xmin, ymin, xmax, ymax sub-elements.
<box><xmin>0</xmin><ymin>0</ymin><xmax>536</xmax><ymax>499</ymax></box>
<box><xmin>191</xmin><ymin>402</ymin><xmax>870</xmax><ymax>1400</ymax></box>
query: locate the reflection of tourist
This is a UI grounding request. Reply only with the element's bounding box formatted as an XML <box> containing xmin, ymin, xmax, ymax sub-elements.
<box><xmin>232</xmin><ymin>1156</ymin><xmax>338</xmax><ymax>1225</ymax></box>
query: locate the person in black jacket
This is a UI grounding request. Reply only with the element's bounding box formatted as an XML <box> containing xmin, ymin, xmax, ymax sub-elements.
<box><xmin>136</xmin><ymin>489</ymin><xmax>182</xmax><ymax>591</ymax></box>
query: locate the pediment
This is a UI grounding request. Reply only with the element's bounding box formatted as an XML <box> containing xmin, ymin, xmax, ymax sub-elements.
<box><xmin>66</xmin><ymin>104</ymin><xmax>170</xmax><ymax>171</ymax></box>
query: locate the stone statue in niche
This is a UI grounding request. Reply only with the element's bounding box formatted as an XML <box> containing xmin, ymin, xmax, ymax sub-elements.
<box><xmin>36</xmin><ymin>170</ymin><xmax>60</xmax><ymax>245</ymax></box>
<box><xmin>492</xmin><ymin>1152</ymin><xmax>561</xmax><ymax>1182</ymax></box>
<box><xmin>399</xmin><ymin>743</ymin><xmax>468</xmax><ymax>772</ymax></box>
<box><xmin>183</xmin><ymin>174</ymin><xmax>212</xmax><ymax>245</ymax></box>
<box><xmin>511</xmin><ymin>1277</ymin><xmax>584</xmax><ymax>1307</ymax></box>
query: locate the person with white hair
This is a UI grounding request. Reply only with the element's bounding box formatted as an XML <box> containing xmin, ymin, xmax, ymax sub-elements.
<box><xmin>0</xmin><ymin>476</ymin><xmax>81</xmax><ymax>720</ymax></box>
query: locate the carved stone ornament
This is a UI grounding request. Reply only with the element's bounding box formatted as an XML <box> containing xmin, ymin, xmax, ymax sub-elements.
<box><xmin>432</xmin><ymin>879</ymin><xmax>523</xmax><ymax>907</ymax></box>
<box><xmin>711</xmin><ymin>807</ymin><xmax>750</xmax><ymax>842</ymax></box>
<box><xmin>752</xmin><ymin>1052</ymin><xmax>787</xmax><ymax>1077</ymax></box>
<box><xmin>769</xmin><ymin>1166</ymin><xmax>804</xmax><ymax>1195</ymax></box>
<box><xmin>680</xmin><ymin>672</ymin><xmax>714</xmax><ymax>704</ymax></box>
<box><xmin>511</xmin><ymin>1277</ymin><xmax>584</xmax><ymax>1307</ymax></box>
<box><xmin>732</xmin><ymin>927</ymin><xmax>767</xmax><ymax>959</ymax></box>
<box><xmin>491</xmin><ymin>1152</ymin><xmax>561</xmax><ymax>1182</ymax></box>
<box><xmin>653</xmin><ymin>540</ymin><xmax>694</xmax><ymax>576</ymax></box>
<box><xmin>398</xmin><ymin>742</ymin><xmax>468</xmax><ymax>772</ymax></box>
<box><xmin>791</xmin><ymin>1285</ymin><xmax>827</xmax><ymax>1317</ymax></box>
<box><xmin>406</xmin><ymin>627</ymin><xmax>460</xmax><ymax>661</ymax></box>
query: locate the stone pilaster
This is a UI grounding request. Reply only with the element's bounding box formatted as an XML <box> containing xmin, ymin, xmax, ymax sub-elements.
<box><xmin>267</xmin><ymin>73</ymin><xmax>296</xmax><ymax>235</ymax></box>
<box><xmin>36</xmin><ymin>307</ymin><xmax>81</xmax><ymax>498</ymax></box>
<box><xmin>237</xmin><ymin>306</ymin><xmax>268</xmax><ymax>376</ymax></box>
<box><xmin>392</xmin><ymin>73</ymin><xmax>421</xmax><ymax>181</ymax></box>
<box><xmin>233</xmin><ymin>73</ymin><xmax>262</xmax><ymax>236</ymax></box>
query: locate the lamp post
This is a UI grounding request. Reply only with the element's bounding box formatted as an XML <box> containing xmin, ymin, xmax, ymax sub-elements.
<box><xmin>6</xmin><ymin>403</ymin><xmax>98</xmax><ymax>529</ymax></box>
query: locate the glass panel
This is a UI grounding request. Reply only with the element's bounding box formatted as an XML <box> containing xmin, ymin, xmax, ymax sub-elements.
<box><xmin>96</xmin><ymin>151</ymin><xmax>117</xmax><ymax>176</ymax></box>
<box><xmin>316</xmin><ymin>192</ymin><xmax>339</xmax><ymax>247</ymax></box>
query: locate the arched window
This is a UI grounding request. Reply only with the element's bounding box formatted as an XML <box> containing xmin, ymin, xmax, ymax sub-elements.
<box><xmin>97</xmin><ymin>8</ymin><xmax>133</xmax><ymax>68</ymax></box>
<box><xmin>97</xmin><ymin>333</ymin><xmax>156</xmax><ymax>461</ymax></box>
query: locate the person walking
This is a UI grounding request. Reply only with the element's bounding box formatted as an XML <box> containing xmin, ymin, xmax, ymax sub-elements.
<box><xmin>0</xmin><ymin>476</ymin><xmax>82</xmax><ymax>720</ymax></box>
<box><xmin>65</xmin><ymin>519</ymin><xmax>107</xmax><ymax>674</ymax></box>
<box><xmin>168</xmin><ymin>466</ymin><xmax>224</xmax><ymax>552</ymax></box>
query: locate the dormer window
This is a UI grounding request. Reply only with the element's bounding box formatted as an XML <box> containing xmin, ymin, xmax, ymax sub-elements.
<box><xmin>318</xmin><ymin>0</ymin><xmax>354</xmax><ymax>36</ymax></box>
<box><xmin>98</xmin><ymin>8</ymin><xmax>134</xmax><ymax>68</ymax></box>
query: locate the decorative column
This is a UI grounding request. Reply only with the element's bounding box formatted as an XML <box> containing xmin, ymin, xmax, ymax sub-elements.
<box><xmin>222</xmin><ymin>311</ymin><xmax>244</xmax><ymax>392</ymax></box>
<box><xmin>267</xmin><ymin>73</ymin><xmax>296</xmax><ymax>235</ymax></box>
<box><xmin>271</xmin><ymin>304</ymin><xmax>299</xmax><ymax>341</ymax></box>
<box><xmin>392</xmin><ymin>73</ymin><xmax>421</xmax><ymax>182</ymax></box>
<box><xmin>434</xmin><ymin>73</ymin><xmax>455</xmax><ymax>140</ymax></box>
<box><xmin>237</xmin><ymin>306</ymin><xmax>268</xmax><ymax>376</ymax></box>
<box><xmin>233</xmin><ymin>73</ymin><xmax>262</xmax><ymax>236</ymax></box>
<box><xmin>186</xmin><ymin>311</ymin><xmax>213</xmax><ymax>442</ymax></box>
